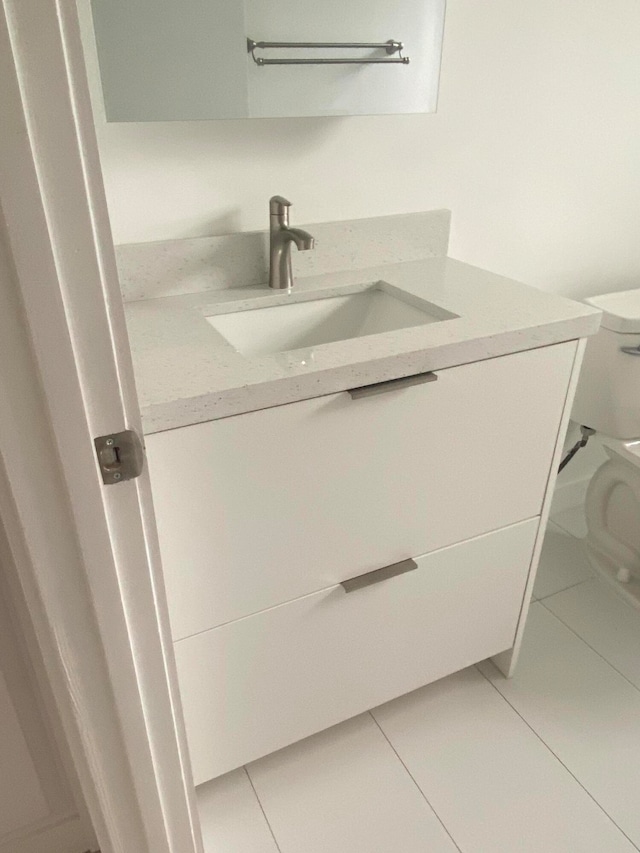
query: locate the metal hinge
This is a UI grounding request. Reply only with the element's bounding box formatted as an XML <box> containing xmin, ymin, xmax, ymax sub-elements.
<box><xmin>94</xmin><ymin>429</ymin><xmax>144</xmax><ymax>485</ymax></box>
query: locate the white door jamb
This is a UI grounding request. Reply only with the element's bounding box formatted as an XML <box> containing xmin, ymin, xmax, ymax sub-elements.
<box><xmin>0</xmin><ymin>2</ymin><xmax>202</xmax><ymax>852</ymax></box>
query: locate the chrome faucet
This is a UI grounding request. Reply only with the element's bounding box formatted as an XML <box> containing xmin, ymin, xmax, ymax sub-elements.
<box><xmin>269</xmin><ymin>196</ymin><xmax>315</xmax><ymax>289</ymax></box>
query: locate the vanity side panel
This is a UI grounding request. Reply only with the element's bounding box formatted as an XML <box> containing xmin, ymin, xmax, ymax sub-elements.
<box><xmin>492</xmin><ymin>338</ymin><xmax>587</xmax><ymax>677</ymax></box>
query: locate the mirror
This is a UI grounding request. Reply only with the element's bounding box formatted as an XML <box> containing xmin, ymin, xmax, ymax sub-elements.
<box><xmin>89</xmin><ymin>0</ymin><xmax>446</xmax><ymax>121</ymax></box>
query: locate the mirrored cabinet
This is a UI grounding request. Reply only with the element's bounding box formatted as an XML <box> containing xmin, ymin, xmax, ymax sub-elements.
<box><xmin>89</xmin><ymin>0</ymin><xmax>446</xmax><ymax>121</ymax></box>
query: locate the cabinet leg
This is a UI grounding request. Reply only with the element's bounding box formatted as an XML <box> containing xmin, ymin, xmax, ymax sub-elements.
<box><xmin>491</xmin><ymin>646</ymin><xmax>517</xmax><ymax>678</ymax></box>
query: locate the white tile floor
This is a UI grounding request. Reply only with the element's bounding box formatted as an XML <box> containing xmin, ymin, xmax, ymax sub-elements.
<box><xmin>197</xmin><ymin>512</ymin><xmax>640</xmax><ymax>852</ymax></box>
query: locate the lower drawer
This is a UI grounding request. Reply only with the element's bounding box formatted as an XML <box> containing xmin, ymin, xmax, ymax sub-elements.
<box><xmin>174</xmin><ymin>518</ymin><xmax>538</xmax><ymax>785</ymax></box>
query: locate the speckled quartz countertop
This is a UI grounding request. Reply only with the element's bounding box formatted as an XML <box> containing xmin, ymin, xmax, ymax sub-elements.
<box><xmin>125</xmin><ymin>256</ymin><xmax>601</xmax><ymax>434</ymax></box>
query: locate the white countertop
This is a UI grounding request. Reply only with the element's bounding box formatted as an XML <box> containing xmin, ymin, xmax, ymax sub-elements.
<box><xmin>125</xmin><ymin>256</ymin><xmax>601</xmax><ymax>434</ymax></box>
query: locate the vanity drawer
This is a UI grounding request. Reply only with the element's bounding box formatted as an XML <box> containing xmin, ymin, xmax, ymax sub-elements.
<box><xmin>147</xmin><ymin>341</ymin><xmax>576</xmax><ymax>640</ymax></box>
<box><xmin>174</xmin><ymin>518</ymin><xmax>538</xmax><ymax>784</ymax></box>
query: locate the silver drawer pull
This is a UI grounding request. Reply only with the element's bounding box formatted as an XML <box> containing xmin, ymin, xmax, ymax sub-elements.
<box><xmin>621</xmin><ymin>345</ymin><xmax>640</xmax><ymax>356</ymax></box>
<box><xmin>348</xmin><ymin>371</ymin><xmax>437</xmax><ymax>399</ymax></box>
<box><xmin>340</xmin><ymin>558</ymin><xmax>418</xmax><ymax>593</ymax></box>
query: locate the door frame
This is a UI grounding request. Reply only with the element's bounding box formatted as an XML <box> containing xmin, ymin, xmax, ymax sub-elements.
<box><xmin>0</xmin><ymin>2</ymin><xmax>201</xmax><ymax>852</ymax></box>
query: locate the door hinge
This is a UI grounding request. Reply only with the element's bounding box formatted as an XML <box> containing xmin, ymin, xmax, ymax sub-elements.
<box><xmin>94</xmin><ymin>429</ymin><xmax>144</xmax><ymax>485</ymax></box>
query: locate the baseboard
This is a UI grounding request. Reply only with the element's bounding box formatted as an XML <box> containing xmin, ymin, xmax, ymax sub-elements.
<box><xmin>551</xmin><ymin>477</ymin><xmax>589</xmax><ymax>515</ymax></box>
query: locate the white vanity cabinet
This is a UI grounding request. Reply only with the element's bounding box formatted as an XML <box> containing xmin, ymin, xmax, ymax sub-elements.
<box><xmin>146</xmin><ymin>340</ymin><xmax>579</xmax><ymax>784</ymax></box>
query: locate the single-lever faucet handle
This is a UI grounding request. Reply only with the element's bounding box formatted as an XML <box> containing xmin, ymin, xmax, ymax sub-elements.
<box><xmin>269</xmin><ymin>195</ymin><xmax>292</xmax><ymax>217</ymax></box>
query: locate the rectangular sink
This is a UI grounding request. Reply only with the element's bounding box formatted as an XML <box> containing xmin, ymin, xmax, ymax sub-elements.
<box><xmin>206</xmin><ymin>285</ymin><xmax>454</xmax><ymax>356</ymax></box>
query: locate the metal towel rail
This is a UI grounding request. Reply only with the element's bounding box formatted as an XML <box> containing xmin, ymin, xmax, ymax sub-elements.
<box><xmin>247</xmin><ymin>38</ymin><xmax>410</xmax><ymax>66</ymax></box>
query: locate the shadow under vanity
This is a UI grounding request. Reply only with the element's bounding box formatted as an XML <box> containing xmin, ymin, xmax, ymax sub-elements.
<box><xmin>120</xmin><ymin>210</ymin><xmax>600</xmax><ymax>786</ymax></box>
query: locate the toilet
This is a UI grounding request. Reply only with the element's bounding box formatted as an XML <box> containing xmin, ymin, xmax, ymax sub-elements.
<box><xmin>572</xmin><ymin>287</ymin><xmax>640</xmax><ymax>605</ymax></box>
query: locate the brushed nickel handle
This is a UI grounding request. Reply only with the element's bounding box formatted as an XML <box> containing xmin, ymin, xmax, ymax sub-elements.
<box><xmin>621</xmin><ymin>345</ymin><xmax>640</xmax><ymax>356</ymax></box>
<box><xmin>269</xmin><ymin>195</ymin><xmax>292</xmax><ymax>216</ymax></box>
<box><xmin>348</xmin><ymin>371</ymin><xmax>437</xmax><ymax>399</ymax></box>
<box><xmin>340</xmin><ymin>558</ymin><xmax>418</xmax><ymax>593</ymax></box>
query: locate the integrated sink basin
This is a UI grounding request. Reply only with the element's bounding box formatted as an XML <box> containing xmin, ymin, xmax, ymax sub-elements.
<box><xmin>206</xmin><ymin>284</ymin><xmax>456</xmax><ymax>356</ymax></box>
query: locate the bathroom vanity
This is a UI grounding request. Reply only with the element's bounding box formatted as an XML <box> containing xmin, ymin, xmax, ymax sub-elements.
<box><xmin>122</xmin><ymin>213</ymin><xmax>601</xmax><ymax>787</ymax></box>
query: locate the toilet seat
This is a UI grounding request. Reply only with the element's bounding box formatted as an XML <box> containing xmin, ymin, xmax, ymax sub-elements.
<box><xmin>584</xmin><ymin>441</ymin><xmax>640</xmax><ymax>601</ymax></box>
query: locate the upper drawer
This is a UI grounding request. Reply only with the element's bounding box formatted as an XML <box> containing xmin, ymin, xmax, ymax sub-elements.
<box><xmin>147</xmin><ymin>341</ymin><xmax>576</xmax><ymax>640</ymax></box>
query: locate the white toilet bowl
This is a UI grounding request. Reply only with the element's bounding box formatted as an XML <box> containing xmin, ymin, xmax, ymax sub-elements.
<box><xmin>572</xmin><ymin>288</ymin><xmax>640</xmax><ymax>605</ymax></box>
<box><xmin>584</xmin><ymin>440</ymin><xmax>640</xmax><ymax>594</ymax></box>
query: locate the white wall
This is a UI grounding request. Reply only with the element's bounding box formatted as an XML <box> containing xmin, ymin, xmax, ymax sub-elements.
<box><xmin>0</xmin><ymin>234</ymin><xmax>94</xmax><ymax>853</ymax></box>
<box><xmin>83</xmin><ymin>0</ymin><xmax>640</xmax><ymax>301</ymax></box>
<box><xmin>0</xmin><ymin>558</ymin><xmax>89</xmax><ymax>853</ymax></box>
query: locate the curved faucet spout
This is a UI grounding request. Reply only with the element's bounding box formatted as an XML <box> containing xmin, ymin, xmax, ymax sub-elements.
<box><xmin>285</xmin><ymin>227</ymin><xmax>315</xmax><ymax>252</ymax></box>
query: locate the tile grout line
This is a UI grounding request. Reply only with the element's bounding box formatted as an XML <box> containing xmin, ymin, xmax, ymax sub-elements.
<box><xmin>243</xmin><ymin>766</ymin><xmax>284</xmax><ymax>853</ymax></box>
<box><xmin>535</xmin><ymin>576</ymin><xmax>593</xmax><ymax>602</ymax></box>
<box><xmin>548</xmin><ymin>506</ymin><xmax>587</xmax><ymax>530</ymax></box>
<box><xmin>549</xmin><ymin>522</ymin><xmax>586</xmax><ymax>538</ymax></box>
<box><xmin>475</xmin><ymin>663</ymin><xmax>640</xmax><ymax>852</ymax></box>
<box><xmin>547</xmin><ymin>518</ymin><xmax>570</xmax><ymax>530</ymax></box>
<box><xmin>368</xmin><ymin>711</ymin><xmax>464</xmax><ymax>853</ymax></box>
<box><xmin>538</xmin><ymin>596</ymin><xmax>640</xmax><ymax>696</ymax></box>
<box><xmin>547</xmin><ymin>517</ymin><xmax>582</xmax><ymax>537</ymax></box>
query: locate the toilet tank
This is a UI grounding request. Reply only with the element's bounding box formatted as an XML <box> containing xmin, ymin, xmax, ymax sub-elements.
<box><xmin>572</xmin><ymin>288</ymin><xmax>640</xmax><ymax>439</ymax></box>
